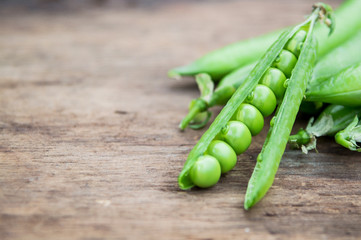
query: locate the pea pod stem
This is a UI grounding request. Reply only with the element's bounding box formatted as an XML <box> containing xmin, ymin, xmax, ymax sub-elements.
<box><xmin>244</xmin><ymin>8</ymin><xmax>321</xmax><ymax>209</ymax></box>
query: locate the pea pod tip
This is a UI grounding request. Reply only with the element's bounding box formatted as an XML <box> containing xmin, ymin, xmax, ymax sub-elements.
<box><xmin>168</xmin><ymin>69</ymin><xmax>182</xmax><ymax>80</ymax></box>
<box><xmin>243</xmin><ymin>197</ymin><xmax>254</xmax><ymax>210</ymax></box>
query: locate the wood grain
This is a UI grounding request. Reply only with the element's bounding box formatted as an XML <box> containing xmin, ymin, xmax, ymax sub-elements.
<box><xmin>1</xmin><ymin>0</ymin><xmax>360</xmax><ymax>239</ymax></box>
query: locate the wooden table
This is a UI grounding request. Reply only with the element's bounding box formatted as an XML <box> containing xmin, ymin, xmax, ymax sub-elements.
<box><xmin>1</xmin><ymin>0</ymin><xmax>360</xmax><ymax>239</ymax></box>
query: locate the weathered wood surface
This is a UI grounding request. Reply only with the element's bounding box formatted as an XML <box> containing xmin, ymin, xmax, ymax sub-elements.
<box><xmin>1</xmin><ymin>0</ymin><xmax>360</xmax><ymax>239</ymax></box>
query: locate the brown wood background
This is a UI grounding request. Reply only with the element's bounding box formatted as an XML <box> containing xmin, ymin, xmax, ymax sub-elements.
<box><xmin>1</xmin><ymin>0</ymin><xmax>361</xmax><ymax>239</ymax></box>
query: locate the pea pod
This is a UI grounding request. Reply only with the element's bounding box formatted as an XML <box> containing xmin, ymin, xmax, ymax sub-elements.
<box><xmin>312</xmin><ymin>30</ymin><xmax>361</xmax><ymax>79</ymax></box>
<box><xmin>178</xmin><ymin>4</ymin><xmax>330</xmax><ymax>192</ymax></box>
<box><xmin>305</xmin><ymin>62</ymin><xmax>361</xmax><ymax>106</ymax></box>
<box><xmin>179</xmin><ymin>27</ymin><xmax>303</xmax><ymax>189</ymax></box>
<box><xmin>169</xmin><ymin>0</ymin><xmax>361</xmax><ymax>80</ymax></box>
<box><xmin>288</xmin><ymin>104</ymin><xmax>361</xmax><ymax>153</ymax></box>
<box><xmin>180</xmin><ymin>29</ymin><xmax>361</xmax><ymax>130</ymax></box>
<box><xmin>169</xmin><ymin>31</ymin><xmax>281</xmax><ymax>80</ymax></box>
<box><xmin>335</xmin><ymin>116</ymin><xmax>361</xmax><ymax>152</ymax></box>
<box><xmin>244</xmin><ymin>3</ymin><xmax>329</xmax><ymax>209</ymax></box>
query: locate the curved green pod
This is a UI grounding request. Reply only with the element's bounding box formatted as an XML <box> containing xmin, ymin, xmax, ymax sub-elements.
<box><xmin>169</xmin><ymin>0</ymin><xmax>361</xmax><ymax>80</ymax></box>
<box><xmin>168</xmin><ymin>31</ymin><xmax>282</xmax><ymax>80</ymax></box>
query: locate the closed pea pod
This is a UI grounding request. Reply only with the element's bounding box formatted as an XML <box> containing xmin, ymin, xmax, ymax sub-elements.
<box><xmin>168</xmin><ymin>0</ymin><xmax>361</xmax><ymax>80</ymax></box>
<box><xmin>305</xmin><ymin>62</ymin><xmax>361</xmax><ymax>106</ymax></box>
<box><xmin>312</xmin><ymin>30</ymin><xmax>361</xmax><ymax>80</ymax></box>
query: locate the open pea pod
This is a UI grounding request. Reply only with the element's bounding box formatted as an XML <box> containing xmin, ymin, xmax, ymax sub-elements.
<box><xmin>179</xmin><ymin>29</ymin><xmax>296</xmax><ymax>189</ymax></box>
<box><xmin>178</xmin><ymin>4</ymin><xmax>328</xmax><ymax>190</ymax></box>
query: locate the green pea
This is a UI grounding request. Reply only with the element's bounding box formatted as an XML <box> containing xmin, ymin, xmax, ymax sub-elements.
<box><xmin>285</xmin><ymin>29</ymin><xmax>307</xmax><ymax>57</ymax></box>
<box><xmin>259</xmin><ymin>67</ymin><xmax>287</xmax><ymax>100</ymax></box>
<box><xmin>219</xmin><ymin>121</ymin><xmax>252</xmax><ymax>155</ymax></box>
<box><xmin>246</xmin><ymin>84</ymin><xmax>277</xmax><ymax>117</ymax></box>
<box><xmin>207</xmin><ymin>140</ymin><xmax>237</xmax><ymax>174</ymax></box>
<box><xmin>272</xmin><ymin>49</ymin><xmax>297</xmax><ymax>78</ymax></box>
<box><xmin>234</xmin><ymin>103</ymin><xmax>264</xmax><ymax>136</ymax></box>
<box><xmin>190</xmin><ymin>155</ymin><xmax>221</xmax><ymax>188</ymax></box>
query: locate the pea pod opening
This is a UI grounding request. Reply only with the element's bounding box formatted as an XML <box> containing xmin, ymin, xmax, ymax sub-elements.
<box><xmin>179</xmin><ymin>28</ymin><xmax>301</xmax><ymax>189</ymax></box>
<box><xmin>178</xmin><ymin>4</ymin><xmax>330</xmax><ymax>190</ymax></box>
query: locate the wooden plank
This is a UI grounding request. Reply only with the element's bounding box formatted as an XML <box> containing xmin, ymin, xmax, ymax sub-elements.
<box><xmin>1</xmin><ymin>1</ymin><xmax>360</xmax><ymax>239</ymax></box>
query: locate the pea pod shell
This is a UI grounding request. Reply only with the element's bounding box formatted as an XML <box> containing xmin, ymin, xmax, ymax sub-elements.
<box><xmin>244</xmin><ymin>32</ymin><xmax>317</xmax><ymax>209</ymax></box>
